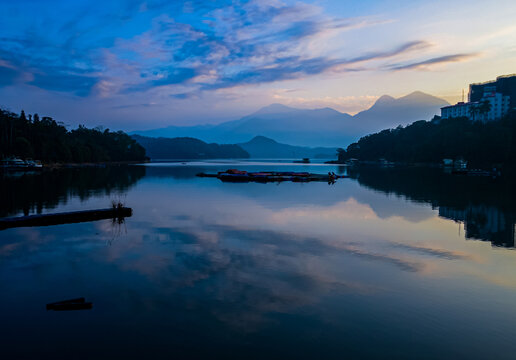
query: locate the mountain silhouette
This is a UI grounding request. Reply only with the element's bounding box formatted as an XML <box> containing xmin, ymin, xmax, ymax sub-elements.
<box><xmin>132</xmin><ymin>92</ymin><xmax>449</xmax><ymax>147</ymax></box>
<box><xmin>352</xmin><ymin>91</ymin><xmax>449</xmax><ymax>133</ymax></box>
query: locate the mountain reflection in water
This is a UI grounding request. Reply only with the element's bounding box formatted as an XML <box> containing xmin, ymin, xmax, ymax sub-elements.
<box><xmin>2</xmin><ymin>162</ymin><xmax>516</xmax><ymax>359</ymax></box>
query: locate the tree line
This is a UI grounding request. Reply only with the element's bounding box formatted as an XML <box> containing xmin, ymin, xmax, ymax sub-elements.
<box><xmin>1</xmin><ymin>108</ymin><xmax>147</xmax><ymax>163</ymax></box>
<box><xmin>337</xmin><ymin>110</ymin><xmax>516</xmax><ymax>169</ymax></box>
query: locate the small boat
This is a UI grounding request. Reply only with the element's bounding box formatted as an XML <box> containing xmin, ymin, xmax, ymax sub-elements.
<box><xmin>25</xmin><ymin>159</ymin><xmax>43</xmax><ymax>168</ymax></box>
<box><xmin>46</xmin><ymin>297</ymin><xmax>93</xmax><ymax>311</ymax></box>
<box><xmin>0</xmin><ymin>157</ymin><xmax>43</xmax><ymax>170</ymax></box>
<box><xmin>0</xmin><ymin>157</ymin><xmax>29</xmax><ymax>169</ymax></box>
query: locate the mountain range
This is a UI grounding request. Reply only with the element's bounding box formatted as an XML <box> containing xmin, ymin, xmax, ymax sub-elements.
<box><xmin>132</xmin><ymin>91</ymin><xmax>449</xmax><ymax>147</ymax></box>
<box><xmin>132</xmin><ymin>134</ymin><xmax>336</xmax><ymax>160</ymax></box>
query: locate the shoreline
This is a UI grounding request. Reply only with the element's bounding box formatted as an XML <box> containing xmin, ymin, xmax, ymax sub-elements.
<box><xmin>42</xmin><ymin>159</ymin><xmax>150</xmax><ymax>169</ymax></box>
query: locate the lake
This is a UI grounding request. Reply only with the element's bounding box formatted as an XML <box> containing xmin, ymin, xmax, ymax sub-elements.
<box><xmin>1</xmin><ymin>161</ymin><xmax>516</xmax><ymax>359</ymax></box>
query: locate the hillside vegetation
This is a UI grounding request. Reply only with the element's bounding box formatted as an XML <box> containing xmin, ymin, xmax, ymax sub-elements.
<box><xmin>338</xmin><ymin>111</ymin><xmax>516</xmax><ymax>169</ymax></box>
<box><xmin>239</xmin><ymin>136</ymin><xmax>336</xmax><ymax>158</ymax></box>
<box><xmin>0</xmin><ymin>108</ymin><xmax>146</xmax><ymax>163</ymax></box>
<box><xmin>132</xmin><ymin>135</ymin><xmax>249</xmax><ymax>159</ymax></box>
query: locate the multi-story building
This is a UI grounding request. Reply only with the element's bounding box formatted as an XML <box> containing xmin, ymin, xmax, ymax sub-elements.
<box><xmin>470</xmin><ymin>74</ymin><xmax>516</xmax><ymax>109</ymax></box>
<box><xmin>475</xmin><ymin>92</ymin><xmax>510</xmax><ymax>121</ymax></box>
<box><xmin>441</xmin><ymin>74</ymin><xmax>515</xmax><ymax>122</ymax></box>
<box><xmin>440</xmin><ymin>102</ymin><xmax>472</xmax><ymax>119</ymax></box>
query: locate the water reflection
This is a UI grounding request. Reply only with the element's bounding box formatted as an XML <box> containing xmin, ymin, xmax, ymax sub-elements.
<box><xmin>142</xmin><ymin>164</ymin><xmax>516</xmax><ymax>248</ymax></box>
<box><xmin>0</xmin><ymin>165</ymin><xmax>146</xmax><ymax>217</ymax></box>
<box><xmin>439</xmin><ymin>206</ymin><xmax>515</xmax><ymax>247</ymax></box>
<box><xmin>2</xmin><ymin>163</ymin><xmax>516</xmax><ymax>359</ymax></box>
<box><xmin>349</xmin><ymin>165</ymin><xmax>516</xmax><ymax>247</ymax></box>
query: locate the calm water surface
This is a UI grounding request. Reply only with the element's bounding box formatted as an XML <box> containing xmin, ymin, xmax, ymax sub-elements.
<box><xmin>1</xmin><ymin>162</ymin><xmax>516</xmax><ymax>359</ymax></box>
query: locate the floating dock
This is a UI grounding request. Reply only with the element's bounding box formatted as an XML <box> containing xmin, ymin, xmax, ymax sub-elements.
<box><xmin>197</xmin><ymin>169</ymin><xmax>347</xmax><ymax>183</ymax></box>
<box><xmin>0</xmin><ymin>207</ymin><xmax>132</xmax><ymax>230</ymax></box>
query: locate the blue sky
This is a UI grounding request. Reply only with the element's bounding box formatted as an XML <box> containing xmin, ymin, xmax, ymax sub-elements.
<box><xmin>0</xmin><ymin>0</ymin><xmax>515</xmax><ymax>130</ymax></box>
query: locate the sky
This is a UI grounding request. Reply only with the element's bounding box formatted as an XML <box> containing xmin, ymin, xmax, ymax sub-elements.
<box><xmin>0</xmin><ymin>0</ymin><xmax>515</xmax><ymax>130</ymax></box>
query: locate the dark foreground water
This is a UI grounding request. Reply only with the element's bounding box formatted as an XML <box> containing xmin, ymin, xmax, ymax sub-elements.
<box><xmin>1</xmin><ymin>161</ymin><xmax>516</xmax><ymax>359</ymax></box>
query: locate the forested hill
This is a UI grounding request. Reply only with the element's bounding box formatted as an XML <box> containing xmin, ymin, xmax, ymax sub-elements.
<box><xmin>337</xmin><ymin>110</ymin><xmax>516</xmax><ymax>169</ymax></box>
<box><xmin>238</xmin><ymin>136</ymin><xmax>336</xmax><ymax>158</ymax></box>
<box><xmin>132</xmin><ymin>135</ymin><xmax>249</xmax><ymax>160</ymax></box>
<box><xmin>0</xmin><ymin>108</ymin><xmax>146</xmax><ymax>163</ymax></box>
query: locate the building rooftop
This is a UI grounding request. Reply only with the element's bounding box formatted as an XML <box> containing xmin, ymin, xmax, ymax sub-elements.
<box><xmin>441</xmin><ymin>101</ymin><xmax>477</xmax><ymax>110</ymax></box>
<box><xmin>470</xmin><ymin>73</ymin><xmax>516</xmax><ymax>86</ymax></box>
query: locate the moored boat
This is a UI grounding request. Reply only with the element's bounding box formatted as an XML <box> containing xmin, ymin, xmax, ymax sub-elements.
<box><xmin>0</xmin><ymin>157</ymin><xmax>43</xmax><ymax>170</ymax></box>
<box><xmin>0</xmin><ymin>157</ymin><xmax>29</xmax><ymax>169</ymax></box>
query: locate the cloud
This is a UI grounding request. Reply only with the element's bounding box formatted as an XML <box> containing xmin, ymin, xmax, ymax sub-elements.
<box><xmin>0</xmin><ymin>32</ymin><xmax>100</xmax><ymax>96</ymax></box>
<box><xmin>392</xmin><ymin>243</ymin><xmax>470</xmax><ymax>260</ymax></box>
<box><xmin>111</xmin><ymin>102</ymin><xmax>161</xmax><ymax>109</ymax></box>
<box><xmin>186</xmin><ymin>224</ymin><xmax>423</xmax><ymax>273</ymax></box>
<box><xmin>29</xmin><ymin>72</ymin><xmax>98</xmax><ymax>97</ymax></box>
<box><xmin>200</xmin><ymin>40</ymin><xmax>431</xmax><ymax>90</ymax></box>
<box><xmin>0</xmin><ymin>0</ymin><xmax>477</xmax><ymax>101</ymax></box>
<box><xmin>348</xmin><ymin>40</ymin><xmax>431</xmax><ymax>63</ymax></box>
<box><xmin>0</xmin><ymin>65</ymin><xmax>20</xmax><ymax>87</ymax></box>
<box><xmin>101</xmin><ymin>2</ymin><xmax>399</xmax><ymax>94</ymax></box>
<box><xmin>387</xmin><ymin>53</ymin><xmax>479</xmax><ymax>71</ymax></box>
<box><xmin>170</xmin><ymin>92</ymin><xmax>198</xmax><ymax>100</ymax></box>
<box><xmin>124</xmin><ymin>67</ymin><xmax>199</xmax><ymax>92</ymax></box>
<box><xmin>339</xmin><ymin>246</ymin><xmax>421</xmax><ymax>272</ymax></box>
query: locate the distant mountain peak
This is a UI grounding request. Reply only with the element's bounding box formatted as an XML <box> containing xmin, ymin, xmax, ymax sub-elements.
<box><xmin>399</xmin><ymin>91</ymin><xmax>450</xmax><ymax>105</ymax></box>
<box><xmin>253</xmin><ymin>103</ymin><xmax>297</xmax><ymax>115</ymax></box>
<box><xmin>247</xmin><ymin>135</ymin><xmax>278</xmax><ymax>144</ymax></box>
<box><xmin>369</xmin><ymin>92</ymin><xmax>449</xmax><ymax>109</ymax></box>
<box><xmin>405</xmin><ymin>90</ymin><xmax>428</xmax><ymax>97</ymax></box>
<box><xmin>312</xmin><ymin>107</ymin><xmax>348</xmax><ymax>116</ymax></box>
<box><xmin>374</xmin><ymin>95</ymin><xmax>395</xmax><ymax>104</ymax></box>
<box><xmin>251</xmin><ymin>103</ymin><xmax>349</xmax><ymax>119</ymax></box>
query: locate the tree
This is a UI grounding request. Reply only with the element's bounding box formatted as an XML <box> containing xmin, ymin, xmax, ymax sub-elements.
<box><xmin>469</xmin><ymin>104</ymin><xmax>479</xmax><ymax>121</ymax></box>
<box><xmin>14</xmin><ymin>137</ymin><xmax>33</xmax><ymax>158</ymax></box>
<box><xmin>479</xmin><ymin>100</ymin><xmax>492</xmax><ymax>121</ymax></box>
<box><xmin>337</xmin><ymin>148</ymin><xmax>346</xmax><ymax>163</ymax></box>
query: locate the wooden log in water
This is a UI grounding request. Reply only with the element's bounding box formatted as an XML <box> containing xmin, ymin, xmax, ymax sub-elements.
<box><xmin>0</xmin><ymin>207</ymin><xmax>132</xmax><ymax>230</ymax></box>
<box><xmin>47</xmin><ymin>302</ymin><xmax>93</xmax><ymax>311</ymax></box>
<box><xmin>47</xmin><ymin>298</ymin><xmax>93</xmax><ymax>311</ymax></box>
